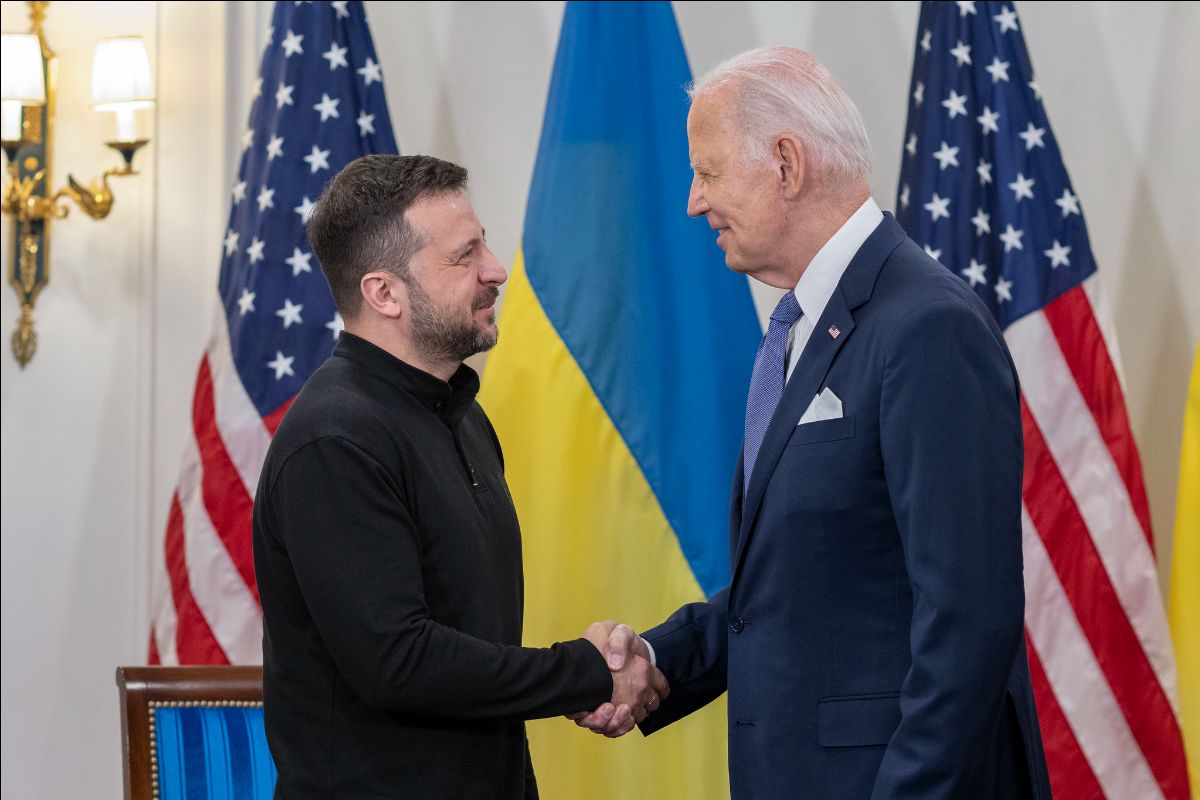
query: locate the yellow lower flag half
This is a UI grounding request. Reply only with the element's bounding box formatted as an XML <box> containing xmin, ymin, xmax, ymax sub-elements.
<box><xmin>1170</xmin><ymin>345</ymin><xmax>1200</xmax><ymax>796</ymax></box>
<box><xmin>480</xmin><ymin>254</ymin><xmax>729</xmax><ymax>799</ymax></box>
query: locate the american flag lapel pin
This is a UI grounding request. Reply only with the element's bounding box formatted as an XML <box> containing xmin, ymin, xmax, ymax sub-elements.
<box><xmin>828</xmin><ymin>324</ymin><xmax>841</xmax><ymax>339</ymax></box>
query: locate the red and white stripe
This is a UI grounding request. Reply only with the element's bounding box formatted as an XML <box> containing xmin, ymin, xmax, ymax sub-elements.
<box><xmin>1007</xmin><ymin>277</ymin><xmax>1190</xmax><ymax>799</ymax></box>
<box><xmin>150</xmin><ymin>310</ymin><xmax>270</xmax><ymax>666</ymax></box>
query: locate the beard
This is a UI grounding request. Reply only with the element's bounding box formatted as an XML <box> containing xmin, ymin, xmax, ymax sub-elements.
<box><xmin>404</xmin><ymin>276</ymin><xmax>500</xmax><ymax>365</ymax></box>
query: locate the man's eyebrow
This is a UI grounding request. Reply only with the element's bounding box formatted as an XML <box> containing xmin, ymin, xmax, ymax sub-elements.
<box><xmin>453</xmin><ymin>235</ymin><xmax>484</xmax><ymax>258</ymax></box>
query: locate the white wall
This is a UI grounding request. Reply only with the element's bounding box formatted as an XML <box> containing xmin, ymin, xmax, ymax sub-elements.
<box><xmin>0</xmin><ymin>3</ymin><xmax>157</xmax><ymax>797</ymax></box>
<box><xmin>0</xmin><ymin>2</ymin><xmax>227</xmax><ymax>797</ymax></box>
<box><xmin>1</xmin><ymin>2</ymin><xmax>1196</xmax><ymax>798</ymax></box>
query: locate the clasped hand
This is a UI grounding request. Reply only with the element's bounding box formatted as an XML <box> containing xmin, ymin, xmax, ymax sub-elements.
<box><xmin>569</xmin><ymin>620</ymin><xmax>668</xmax><ymax>737</ymax></box>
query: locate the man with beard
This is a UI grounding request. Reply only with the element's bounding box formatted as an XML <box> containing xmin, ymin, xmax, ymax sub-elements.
<box><xmin>252</xmin><ymin>154</ymin><xmax>667</xmax><ymax>799</ymax></box>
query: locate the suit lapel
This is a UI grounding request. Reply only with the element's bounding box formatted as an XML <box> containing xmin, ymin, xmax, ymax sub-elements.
<box><xmin>729</xmin><ymin>453</ymin><xmax>746</xmax><ymax>571</ymax></box>
<box><xmin>729</xmin><ymin>213</ymin><xmax>907</xmax><ymax>589</ymax></box>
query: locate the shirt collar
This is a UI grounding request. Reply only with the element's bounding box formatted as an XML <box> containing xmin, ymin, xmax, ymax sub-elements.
<box><xmin>792</xmin><ymin>197</ymin><xmax>884</xmax><ymax>321</ymax></box>
<box><xmin>333</xmin><ymin>332</ymin><xmax>480</xmax><ymax>425</ymax></box>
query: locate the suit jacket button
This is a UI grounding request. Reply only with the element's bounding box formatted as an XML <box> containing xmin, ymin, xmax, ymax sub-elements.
<box><xmin>730</xmin><ymin>617</ymin><xmax>745</xmax><ymax>633</ymax></box>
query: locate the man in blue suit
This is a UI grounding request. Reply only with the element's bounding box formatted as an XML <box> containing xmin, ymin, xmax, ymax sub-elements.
<box><xmin>574</xmin><ymin>47</ymin><xmax>1053</xmax><ymax>799</ymax></box>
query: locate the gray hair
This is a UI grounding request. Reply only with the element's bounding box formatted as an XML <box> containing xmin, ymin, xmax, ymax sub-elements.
<box><xmin>689</xmin><ymin>47</ymin><xmax>872</xmax><ymax>188</ymax></box>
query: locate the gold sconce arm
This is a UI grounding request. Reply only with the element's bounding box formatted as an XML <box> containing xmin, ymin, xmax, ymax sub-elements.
<box><xmin>49</xmin><ymin>140</ymin><xmax>148</xmax><ymax>220</ymax></box>
<box><xmin>3</xmin><ymin>137</ymin><xmax>148</xmax><ymax>223</ymax></box>
<box><xmin>51</xmin><ymin>174</ymin><xmax>113</xmax><ymax>220</ymax></box>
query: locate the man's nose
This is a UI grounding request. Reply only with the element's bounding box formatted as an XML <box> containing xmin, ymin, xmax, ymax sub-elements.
<box><xmin>480</xmin><ymin>245</ymin><xmax>508</xmax><ymax>286</ymax></box>
<box><xmin>686</xmin><ymin>178</ymin><xmax>708</xmax><ymax>218</ymax></box>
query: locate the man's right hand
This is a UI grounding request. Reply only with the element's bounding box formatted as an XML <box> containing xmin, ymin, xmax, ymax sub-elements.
<box><xmin>571</xmin><ymin>621</ymin><xmax>668</xmax><ymax>737</ymax></box>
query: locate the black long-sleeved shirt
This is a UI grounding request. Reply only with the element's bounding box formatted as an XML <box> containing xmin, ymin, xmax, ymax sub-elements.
<box><xmin>253</xmin><ymin>332</ymin><xmax>612</xmax><ymax>799</ymax></box>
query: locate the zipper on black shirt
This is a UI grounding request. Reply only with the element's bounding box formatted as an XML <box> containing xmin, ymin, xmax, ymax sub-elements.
<box><xmin>451</xmin><ymin>429</ymin><xmax>482</xmax><ymax>491</ymax></box>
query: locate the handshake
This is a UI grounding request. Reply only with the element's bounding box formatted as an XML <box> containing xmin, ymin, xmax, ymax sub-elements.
<box><xmin>570</xmin><ymin>620</ymin><xmax>669</xmax><ymax>737</ymax></box>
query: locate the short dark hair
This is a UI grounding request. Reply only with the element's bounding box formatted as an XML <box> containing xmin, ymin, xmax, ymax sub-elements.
<box><xmin>307</xmin><ymin>154</ymin><xmax>469</xmax><ymax>317</ymax></box>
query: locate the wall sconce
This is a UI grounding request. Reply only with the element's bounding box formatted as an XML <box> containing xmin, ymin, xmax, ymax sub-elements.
<box><xmin>1</xmin><ymin>1</ymin><xmax>155</xmax><ymax>367</ymax></box>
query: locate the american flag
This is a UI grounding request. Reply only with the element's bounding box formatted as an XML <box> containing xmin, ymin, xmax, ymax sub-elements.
<box><xmin>897</xmin><ymin>2</ymin><xmax>1189</xmax><ymax>797</ymax></box>
<box><xmin>149</xmin><ymin>0</ymin><xmax>397</xmax><ymax>666</ymax></box>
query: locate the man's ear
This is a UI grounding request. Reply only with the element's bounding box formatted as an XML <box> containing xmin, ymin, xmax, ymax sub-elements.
<box><xmin>776</xmin><ymin>134</ymin><xmax>806</xmax><ymax>199</ymax></box>
<box><xmin>360</xmin><ymin>271</ymin><xmax>405</xmax><ymax>319</ymax></box>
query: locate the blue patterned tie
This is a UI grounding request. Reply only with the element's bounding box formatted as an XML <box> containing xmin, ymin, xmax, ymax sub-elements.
<box><xmin>743</xmin><ymin>290</ymin><xmax>803</xmax><ymax>495</ymax></box>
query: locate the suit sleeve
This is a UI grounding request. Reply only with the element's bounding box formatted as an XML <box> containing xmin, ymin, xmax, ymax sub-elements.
<box><xmin>637</xmin><ymin>586</ymin><xmax>731</xmax><ymax>734</ymax></box>
<box><xmin>873</xmin><ymin>299</ymin><xmax>1025</xmax><ymax>798</ymax></box>
<box><xmin>265</xmin><ymin>435</ymin><xmax>613</xmax><ymax>720</ymax></box>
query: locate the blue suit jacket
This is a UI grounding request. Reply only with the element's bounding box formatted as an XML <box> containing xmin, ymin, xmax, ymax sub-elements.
<box><xmin>642</xmin><ymin>214</ymin><xmax>1052</xmax><ymax>799</ymax></box>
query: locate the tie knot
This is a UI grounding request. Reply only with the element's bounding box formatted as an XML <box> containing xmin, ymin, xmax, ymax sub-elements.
<box><xmin>770</xmin><ymin>290</ymin><xmax>803</xmax><ymax>325</ymax></box>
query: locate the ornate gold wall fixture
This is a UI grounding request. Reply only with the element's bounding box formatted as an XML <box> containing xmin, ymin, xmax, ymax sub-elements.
<box><xmin>1</xmin><ymin>0</ymin><xmax>154</xmax><ymax>367</ymax></box>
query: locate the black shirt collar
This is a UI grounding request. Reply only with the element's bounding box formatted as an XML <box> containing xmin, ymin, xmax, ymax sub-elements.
<box><xmin>333</xmin><ymin>332</ymin><xmax>480</xmax><ymax>426</ymax></box>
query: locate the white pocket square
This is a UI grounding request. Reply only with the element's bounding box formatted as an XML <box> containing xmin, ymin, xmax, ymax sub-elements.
<box><xmin>798</xmin><ymin>388</ymin><xmax>843</xmax><ymax>425</ymax></box>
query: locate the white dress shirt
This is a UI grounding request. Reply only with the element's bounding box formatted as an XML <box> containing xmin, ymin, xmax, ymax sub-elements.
<box><xmin>784</xmin><ymin>197</ymin><xmax>884</xmax><ymax>381</ymax></box>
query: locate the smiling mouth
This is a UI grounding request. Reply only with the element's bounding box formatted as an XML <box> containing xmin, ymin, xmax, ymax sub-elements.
<box><xmin>474</xmin><ymin>288</ymin><xmax>500</xmax><ymax>311</ymax></box>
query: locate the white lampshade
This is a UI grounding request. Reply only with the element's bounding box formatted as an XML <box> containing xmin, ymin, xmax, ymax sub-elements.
<box><xmin>91</xmin><ymin>37</ymin><xmax>154</xmax><ymax>111</ymax></box>
<box><xmin>0</xmin><ymin>33</ymin><xmax>46</xmax><ymax>103</ymax></box>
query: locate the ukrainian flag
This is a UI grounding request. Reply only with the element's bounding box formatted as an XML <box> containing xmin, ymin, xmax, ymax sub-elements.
<box><xmin>478</xmin><ymin>2</ymin><xmax>759</xmax><ymax>797</ymax></box>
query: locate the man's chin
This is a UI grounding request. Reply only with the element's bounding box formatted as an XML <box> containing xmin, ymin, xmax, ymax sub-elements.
<box><xmin>474</xmin><ymin>324</ymin><xmax>499</xmax><ymax>354</ymax></box>
<box><xmin>722</xmin><ymin>251</ymin><xmax>750</xmax><ymax>274</ymax></box>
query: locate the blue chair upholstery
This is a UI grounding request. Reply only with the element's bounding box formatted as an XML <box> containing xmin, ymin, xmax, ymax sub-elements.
<box><xmin>117</xmin><ymin>666</ymin><xmax>275</xmax><ymax>800</ymax></box>
<box><xmin>152</xmin><ymin>703</ymin><xmax>276</xmax><ymax>800</ymax></box>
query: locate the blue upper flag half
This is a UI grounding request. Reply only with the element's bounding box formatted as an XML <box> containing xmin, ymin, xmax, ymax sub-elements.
<box><xmin>896</xmin><ymin>1</ymin><xmax>1096</xmax><ymax>331</ymax></box>
<box><xmin>523</xmin><ymin>1</ymin><xmax>760</xmax><ymax>596</ymax></box>
<box><xmin>219</xmin><ymin>1</ymin><xmax>397</xmax><ymax>417</ymax></box>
